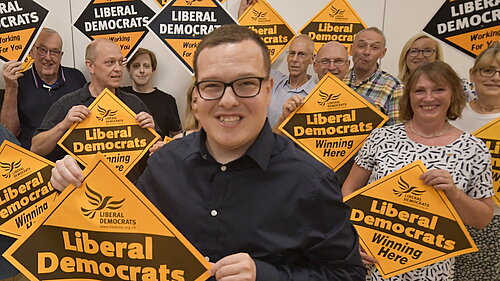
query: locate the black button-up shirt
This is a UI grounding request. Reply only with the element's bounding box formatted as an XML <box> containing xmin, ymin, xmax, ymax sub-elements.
<box><xmin>137</xmin><ymin>123</ymin><xmax>365</xmax><ymax>280</ymax></box>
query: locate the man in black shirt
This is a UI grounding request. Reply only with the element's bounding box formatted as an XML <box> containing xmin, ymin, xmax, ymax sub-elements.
<box><xmin>51</xmin><ymin>25</ymin><xmax>365</xmax><ymax>280</ymax></box>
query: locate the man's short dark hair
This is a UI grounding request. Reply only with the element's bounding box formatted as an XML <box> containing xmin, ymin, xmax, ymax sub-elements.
<box><xmin>193</xmin><ymin>24</ymin><xmax>271</xmax><ymax>78</ymax></box>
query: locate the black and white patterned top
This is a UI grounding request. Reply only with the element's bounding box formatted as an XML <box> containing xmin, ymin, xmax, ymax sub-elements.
<box><xmin>355</xmin><ymin>123</ymin><xmax>494</xmax><ymax>280</ymax></box>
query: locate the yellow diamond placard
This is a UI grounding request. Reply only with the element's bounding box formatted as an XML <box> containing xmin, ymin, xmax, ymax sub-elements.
<box><xmin>238</xmin><ymin>0</ymin><xmax>296</xmax><ymax>63</ymax></box>
<box><xmin>299</xmin><ymin>0</ymin><xmax>367</xmax><ymax>52</ymax></box>
<box><xmin>0</xmin><ymin>140</ymin><xmax>56</xmax><ymax>238</ymax></box>
<box><xmin>73</xmin><ymin>0</ymin><xmax>155</xmax><ymax>59</ymax></box>
<box><xmin>279</xmin><ymin>73</ymin><xmax>387</xmax><ymax>172</ymax></box>
<box><xmin>57</xmin><ymin>88</ymin><xmax>160</xmax><ymax>174</ymax></box>
<box><xmin>344</xmin><ymin>161</ymin><xmax>477</xmax><ymax>279</ymax></box>
<box><xmin>0</xmin><ymin>0</ymin><xmax>48</xmax><ymax>62</ymax></box>
<box><xmin>4</xmin><ymin>154</ymin><xmax>211</xmax><ymax>281</ymax></box>
<box><xmin>147</xmin><ymin>0</ymin><xmax>238</xmax><ymax>74</ymax></box>
<box><xmin>423</xmin><ymin>0</ymin><xmax>499</xmax><ymax>58</ymax></box>
<box><xmin>473</xmin><ymin>117</ymin><xmax>500</xmax><ymax>207</ymax></box>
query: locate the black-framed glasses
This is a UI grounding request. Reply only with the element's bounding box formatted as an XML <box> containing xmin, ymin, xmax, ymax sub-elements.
<box><xmin>317</xmin><ymin>58</ymin><xmax>347</xmax><ymax>67</ymax></box>
<box><xmin>195</xmin><ymin>77</ymin><xmax>267</xmax><ymax>100</ymax></box>
<box><xmin>34</xmin><ymin>45</ymin><xmax>63</xmax><ymax>57</ymax></box>
<box><xmin>408</xmin><ymin>48</ymin><xmax>436</xmax><ymax>57</ymax></box>
<box><xmin>479</xmin><ymin>68</ymin><xmax>500</xmax><ymax>78</ymax></box>
<box><xmin>286</xmin><ymin>51</ymin><xmax>311</xmax><ymax>59</ymax></box>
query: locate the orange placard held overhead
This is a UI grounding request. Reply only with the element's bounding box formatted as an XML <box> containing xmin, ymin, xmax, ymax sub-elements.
<box><xmin>73</xmin><ymin>0</ymin><xmax>155</xmax><ymax>59</ymax></box>
<box><xmin>4</xmin><ymin>154</ymin><xmax>211</xmax><ymax>281</ymax></box>
<box><xmin>0</xmin><ymin>140</ymin><xmax>56</xmax><ymax>238</ymax></box>
<box><xmin>147</xmin><ymin>0</ymin><xmax>238</xmax><ymax>74</ymax></box>
<box><xmin>238</xmin><ymin>0</ymin><xmax>295</xmax><ymax>63</ymax></box>
<box><xmin>423</xmin><ymin>0</ymin><xmax>499</xmax><ymax>58</ymax></box>
<box><xmin>344</xmin><ymin>161</ymin><xmax>477</xmax><ymax>279</ymax></box>
<box><xmin>279</xmin><ymin>73</ymin><xmax>387</xmax><ymax>172</ymax></box>
<box><xmin>473</xmin><ymin>117</ymin><xmax>500</xmax><ymax>207</ymax></box>
<box><xmin>0</xmin><ymin>0</ymin><xmax>48</xmax><ymax>63</ymax></box>
<box><xmin>57</xmin><ymin>88</ymin><xmax>160</xmax><ymax>175</ymax></box>
<box><xmin>298</xmin><ymin>0</ymin><xmax>367</xmax><ymax>52</ymax></box>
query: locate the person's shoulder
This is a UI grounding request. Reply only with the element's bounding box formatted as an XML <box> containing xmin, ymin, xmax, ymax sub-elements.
<box><xmin>376</xmin><ymin>69</ymin><xmax>404</xmax><ymax>88</ymax></box>
<box><xmin>459</xmin><ymin>131</ymin><xmax>490</xmax><ymax>152</ymax></box>
<box><xmin>154</xmin><ymin>88</ymin><xmax>176</xmax><ymax>100</ymax></box>
<box><xmin>149</xmin><ymin>133</ymin><xmax>194</xmax><ymax>162</ymax></box>
<box><xmin>55</xmin><ymin>86</ymin><xmax>85</xmax><ymax>104</ymax></box>
<box><xmin>273</xmin><ymin>134</ymin><xmax>332</xmax><ymax>176</ymax></box>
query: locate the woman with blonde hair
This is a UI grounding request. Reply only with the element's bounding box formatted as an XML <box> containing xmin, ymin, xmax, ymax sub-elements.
<box><xmin>398</xmin><ymin>33</ymin><xmax>443</xmax><ymax>84</ymax></box>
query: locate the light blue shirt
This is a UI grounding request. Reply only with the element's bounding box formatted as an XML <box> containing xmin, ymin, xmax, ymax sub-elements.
<box><xmin>267</xmin><ymin>69</ymin><xmax>316</xmax><ymax>127</ymax></box>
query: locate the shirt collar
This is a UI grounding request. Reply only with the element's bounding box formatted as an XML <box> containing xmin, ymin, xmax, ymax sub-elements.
<box><xmin>184</xmin><ymin>121</ymin><xmax>274</xmax><ymax>171</ymax></box>
<box><xmin>346</xmin><ymin>65</ymin><xmax>382</xmax><ymax>86</ymax></box>
<box><xmin>31</xmin><ymin>65</ymin><xmax>65</xmax><ymax>89</ymax></box>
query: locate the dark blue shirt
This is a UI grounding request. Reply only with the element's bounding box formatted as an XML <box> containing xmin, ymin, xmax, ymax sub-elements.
<box><xmin>137</xmin><ymin>123</ymin><xmax>365</xmax><ymax>280</ymax></box>
<box><xmin>17</xmin><ymin>65</ymin><xmax>86</xmax><ymax>149</ymax></box>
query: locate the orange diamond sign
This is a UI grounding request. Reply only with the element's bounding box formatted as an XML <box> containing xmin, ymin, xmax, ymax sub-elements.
<box><xmin>74</xmin><ymin>0</ymin><xmax>155</xmax><ymax>58</ymax></box>
<box><xmin>279</xmin><ymin>73</ymin><xmax>387</xmax><ymax>172</ymax></box>
<box><xmin>299</xmin><ymin>0</ymin><xmax>367</xmax><ymax>52</ymax></box>
<box><xmin>238</xmin><ymin>0</ymin><xmax>296</xmax><ymax>63</ymax></box>
<box><xmin>473</xmin><ymin>117</ymin><xmax>500</xmax><ymax>207</ymax></box>
<box><xmin>4</xmin><ymin>154</ymin><xmax>211</xmax><ymax>281</ymax></box>
<box><xmin>147</xmin><ymin>0</ymin><xmax>238</xmax><ymax>74</ymax></box>
<box><xmin>0</xmin><ymin>140</ymin><xmax>56</xmax><ymax>238</ymax></box>
<box><xmin>344</xmin><ymin>161</ymin><xmax>477</xmax><ymax>278</ymax></box>
<box><xmin>0</xmin><ymin>0</ymin><xmax>48</xmax><ymax>62</ymax></box>
<box><xmin>57</xmin><ymin>88</ymin><xmax>160</xmax><ymax>175</ymax></box>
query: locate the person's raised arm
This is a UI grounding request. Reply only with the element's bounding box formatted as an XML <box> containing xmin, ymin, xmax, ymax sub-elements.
<box><xmin>31</xmin><ymin>105</ymin><xmax>90</xmax><ymax>155</ymax></box>
<box><xmin>1</xmin><ymin>61</ymin><xmax>23</xmax><ymax>136</ymax></box>
<box><xmin>272</xmin><ymin>95</ymin><xmax>304</xmax><ymax>135</ymax></box>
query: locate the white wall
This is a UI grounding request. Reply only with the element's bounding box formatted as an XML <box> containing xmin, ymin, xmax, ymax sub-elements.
<box><xmin>1</xmin><ymin>0</ymin><xmax>476</xmax><ymax>121</ymax></box>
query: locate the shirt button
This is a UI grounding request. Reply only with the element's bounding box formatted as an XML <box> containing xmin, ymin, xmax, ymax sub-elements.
<box><xmin>201</xmin><ymin>154</ymin><xmax>208</xmax><ymax>160</ymax></box>
<box><xmin>205</xmin><ymin>256</ymin><xmax>210</xmax><ymax>262</ymax></box>
<box><xmin>210</xmin><ymin>209</ymin><xmax>218</xmax><ymax>217</ymax></box>
<box><xmin>220</xmin><ymin>165</ymin><xmax>227</xmax><ymax>172</ymax></box>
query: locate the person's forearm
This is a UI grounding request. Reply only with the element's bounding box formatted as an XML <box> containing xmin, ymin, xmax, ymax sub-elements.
<box><xmin>0</xmin><ymin>86</ymin><xmax>21</xmax><ymax>136</ymax></box>
<box><xmin>30</xmin><ymin>122</ymin><xmax>70</xmax><ymax>155</ymax></box>
<box><xmin>446</xmin><ymin>191</ymin><xmax>493</xmax><ymax>229</ymax></box>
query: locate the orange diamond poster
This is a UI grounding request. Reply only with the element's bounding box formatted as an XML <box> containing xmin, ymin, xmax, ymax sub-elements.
<box><xmin>344</xmin><ymin>161</ymin><xmax>477</xmax><ymax>279</ymax></box>
<box><xmin>147</xmin><ymin>0</ymin><xmax>237</xmax><ymax>74</ymax></box>
<box><xmin>57</xmin><ymin>88</ymin><xmax>160</xmax><ymax>175</ymax></box>
<box><xmin>298</xmin><ymin>0</ymin><xmax>367</xmax><ymax>52</ymax></box>
<box><xmin>423</xmin><ymin>0</ymin><xmax>499</xmax><ymax>58</ymax></box>
<box><xmin>0</xmin><ymin>140</ymin><xmax>56</xmax><ymax>238</ymax></box>
<box><xmin>279</xmin><ymin>73</ymin><xmax>387</xmax><ymax>172</ymax></box>
<box><xmin>238</xmin><ymin>0</ymin><xmax>295</xmax><ymax>63</ymax></box>
<box><xmin>4</xmin><ymin>154</ymin><xmax>211</xmax><ymax>281</ymax></box>
<box><xmin>473</xmin><ymin>117</ymin><xmax>500</xmax><ymax>207</ymax></box>
<box><xmin>73</xmin><ymin>0</ymin><xmax>155</xmax><ymax>58</ymax></box>
<box><xmin>0</xmin><ymin>0</ymin><xmax>48</xmax><ymax>62</ymax></box>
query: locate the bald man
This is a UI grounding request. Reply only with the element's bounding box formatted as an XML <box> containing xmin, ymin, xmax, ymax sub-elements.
<box><xmin>1</xmin><ymin>28</ymin><xmax>86</xmax><ymax>149</ymax></box>
<box><xmin>31</xmin><ymin>39</ymin><xmax>155</xmax><ymax>163</ymax></box>
<box><xmin>313</xmin><ymin>41</ymin><xmax>350</xmax><ymax>81</ymax></box>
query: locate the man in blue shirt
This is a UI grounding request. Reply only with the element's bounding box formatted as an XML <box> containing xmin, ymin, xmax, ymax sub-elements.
<box><xmin>51</xmin><ymin>25</ymin><xmax>365</xmax><ymax>280</ymax></box>
<box><xmin>1</xmin><ymin>28</ymin><xmax>87</xmax><ymax>149</ymax></box>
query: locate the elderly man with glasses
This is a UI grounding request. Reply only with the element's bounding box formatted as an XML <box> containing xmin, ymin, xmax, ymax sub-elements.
<box><xmin>1</xmin><ymin>28</ymin><xmax>87</xmax><ymax>149</ymax></box>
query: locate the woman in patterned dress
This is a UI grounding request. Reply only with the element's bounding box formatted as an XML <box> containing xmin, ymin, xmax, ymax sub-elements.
<box><xmin>449</xmin><ymin>42</ymin><xmax>500</xmax><ymax>281</ymax></box>
<box><xmin>343</xmin><ymin>61</ymin><xmax>494</xmax><ymax>281</ymax></box>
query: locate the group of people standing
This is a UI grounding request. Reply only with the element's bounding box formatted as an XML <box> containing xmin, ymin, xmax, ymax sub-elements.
<box><xmin>0</xmin><ymin>2</ymin><xmax>498</xmax><ymax>280</ymax></box>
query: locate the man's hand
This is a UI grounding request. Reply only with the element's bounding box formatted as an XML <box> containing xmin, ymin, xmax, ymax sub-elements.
<box><xmin>136</xmin><ymin>112</ymin><xmax>155</xmax><ymax>129</ymax></box>
<box><xmin>62</xmin><ymin>105</ymin><xmax>90</xmax><ymax>129</ymax></box>
<box><xmin>149</xmin><ymin>140</ymin><xmax>166</xmax><ymax>155</ymax></box>
<box><xmin>280</xmin><ymin>95</ymin><xmax>304</xmax><ymax>121</ymax></box>
<box><xmin>238</xmin><ymin>0</ymin><xmax>259</xmax><ymax>18</ymax></box>
<box><xmin>209</xmin><ymin>253</ymin><xmax>256</xmax><ymax>281</ymax></box>
<box><xmin>51</xmin><ymin>155</ymin><xmax>84</xmax><ymax>192</ymax></box>
<box><xmin>2</xmin><ymin>60</ymin><xmax>23</xmax><ymax>88</ymax></box>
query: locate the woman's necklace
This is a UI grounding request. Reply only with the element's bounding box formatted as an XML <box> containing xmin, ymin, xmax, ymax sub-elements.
<box><xmin>407</xmin><ymin>120</ymin><xmax>450</xmax><ymax>138</ymax></box>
